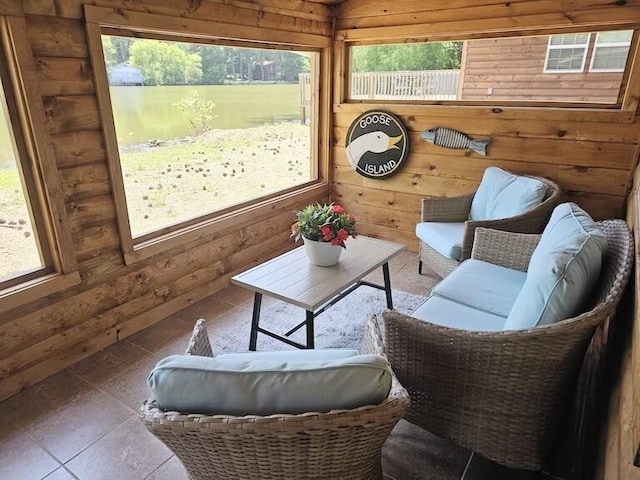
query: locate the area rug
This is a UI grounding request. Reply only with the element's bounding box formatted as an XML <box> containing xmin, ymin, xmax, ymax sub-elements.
<box><xmin>210</xmin><ymin>286</ymin><xmax>426</xmax><ymax>353</ymax></box>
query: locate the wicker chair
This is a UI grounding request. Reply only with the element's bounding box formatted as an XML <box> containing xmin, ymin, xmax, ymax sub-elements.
<box><xmin>418</xmin><ymin>173</ymin><xmax>561</xmax><ymax>278</ymax></box>
<box><xmin>385</xmin><ymin>220</ymin><xmax>633</xmax><ymax>471</ymax></box>
<box><xmin>140</xmin><ymin>315</ymin><xmax>410</xmax><ymax>480</ymax></box>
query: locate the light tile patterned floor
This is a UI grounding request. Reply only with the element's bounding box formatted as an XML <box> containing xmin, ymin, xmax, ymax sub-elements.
<box><xmin>0</xmin><ymin>252</ymin><xmax>555</xmax><ymax>480</ymax></box>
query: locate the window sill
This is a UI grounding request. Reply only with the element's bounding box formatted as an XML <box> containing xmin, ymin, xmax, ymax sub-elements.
<box><xmin>0</xmin><ymin>270</ymin><xmax>82</xmax><ymax>315</ymax></box>
<box><xmin>123</xmin><ymin>182</ymin><xmax>329</xmax><ymax>265</ymax></box>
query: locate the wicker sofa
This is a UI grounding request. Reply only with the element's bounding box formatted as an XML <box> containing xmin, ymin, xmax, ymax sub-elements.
<box><xmin>417</xmin><ymin>168</ymin><xmax>561</xmax><ymax>278</ymax></box>
<box><xmin>384</xmin><ymin>210</ymin><xmax>633</xmax><ymax>470</ymax></box>
<box><xmin>140</xmin><ymin>315</ymin><xmax>410</xmax><ymax>480</ymax></box>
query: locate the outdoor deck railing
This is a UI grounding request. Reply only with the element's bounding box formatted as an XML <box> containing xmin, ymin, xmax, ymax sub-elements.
<box><xmin>350</xmin><ymin>70</ymin><xmax>460</xmax><ymax>100</ymax></box>
<box><xmin>298</xmin><ymin>69</ymin><xmax>459</xmax><ymax>121</ymax></box>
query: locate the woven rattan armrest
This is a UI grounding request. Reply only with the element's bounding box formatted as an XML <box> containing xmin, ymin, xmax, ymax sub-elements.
<box><xmin>420</xmin><ymin>193</ymin><xmax>474</xmax><ymax>222</ymax></box>
<box><xmin>471</xmin><ymin>228</ymin><xmax>541</xmax><ymax>272</ymax></box>
<box><xmin>185</xmin><ymin>318</ymin><xmax>214</xmax><ymax>357</ymax></box>
<box><xmin>360</xmin><ymin>314</ymin><xmax>386</xmax><ymax>356</ymax></box>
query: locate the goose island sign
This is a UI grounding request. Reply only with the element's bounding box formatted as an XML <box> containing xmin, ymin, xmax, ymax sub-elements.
<box><xmin>345</xmin><ymin>110</ymin><xmax>409</xmax><ymax>179</ymax></box>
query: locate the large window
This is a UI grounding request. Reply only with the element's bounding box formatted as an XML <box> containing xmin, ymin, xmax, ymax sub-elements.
<box><xmin>348</xmin><ymin>29</ymin><xmax>635</xmax><ymax>105</ymax></box>
<box><xmin>590</xmin><ymin>30</ymin><xmax>633</xmax><ymax>72</ymax></box>
<box><xmin>0</xmin><ymin>16</ymin><xmax>78</xmax><ymax>306</ymax></box>
<box><xmin>98</xmin><ymin>34</ymin><xmax>318</xmax><ymax>243</ymax></box>
<box><xmin>543</xmin><ymin>33</ymin><xmax>590</xmax><ymax>73</ymax></box>
<box><xmin>0</xmin><ymin>67</ymin><xmax>47</xmax><ymax>286</ymax></box>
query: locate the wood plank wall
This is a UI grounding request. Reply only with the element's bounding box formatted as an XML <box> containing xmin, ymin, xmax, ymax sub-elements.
<box><xmin>461</xmin><ymin>36</ymin><xmax>624</xmax><ymax>104</ymax></box>
<box><xmin>595</xmin><ymin>163</ymin><xmax>640</xmax><ymax>480</ymax></box>
<box><xmin>332</xmin><ymin>0</ymin><xmax>640</xmax><ymax>253</ymax></box>
<box><xmin>0</xmin><ymin>0</ymin><xmax>332</xmax><ymax>402</ymax></box>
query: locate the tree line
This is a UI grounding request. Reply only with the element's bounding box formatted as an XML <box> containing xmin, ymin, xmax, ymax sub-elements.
<box><xmin>102</xmin><ymin>36</ymin><xmax>311</xmax><ymax>86</ymax></box>
<box><xmin>351</xmin><ymin>42</ymin><xmax>463</xmax><ymax>72</ymax></box>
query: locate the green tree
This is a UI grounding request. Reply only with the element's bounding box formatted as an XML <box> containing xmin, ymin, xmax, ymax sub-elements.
<box><xmin>101</xmin><ymin>36</ymin><xmax>118</xmax><ymax>67</ymax></box>
<box><xmin>351</xmin><ymin>41</ymin><xmax>463</xmax><ymax>72</ymax></box>
<box><xmin>188</xmin><ymin>45</ymin><xmax>228</xmax><ymax>84</ymax></box>
<box><xmin>129</xmin><ymin>40</ymin><xmax>203</xmax><ymax>85</ymax></box>
<box><xmin>279</xmin><ymin>51</ymin><xmax>310</xmax><ymax>82</ymax></box>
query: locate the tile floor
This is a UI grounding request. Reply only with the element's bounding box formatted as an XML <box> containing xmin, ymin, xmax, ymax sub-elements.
<box><xmin>0</xmin><ymin>252</ymin><xmax>557</xmax><ymax>480</ymax></box>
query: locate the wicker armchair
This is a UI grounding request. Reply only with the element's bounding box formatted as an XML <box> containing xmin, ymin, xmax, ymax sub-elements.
<box><xmin>385</xmin><ymin>220</ymin><xmax>633</xmax><ymax>471</ymax></box>
<box><xmin>418</xmin><ymin>174</ymin><xmax>561</xmax><ymax>278</ymax></box>
<box><xmin>140</xmin><ymin>315</ymin><xmax>410</xmax><ymax>480</ymax></box>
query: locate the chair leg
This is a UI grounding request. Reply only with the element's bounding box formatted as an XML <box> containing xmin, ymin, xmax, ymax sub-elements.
<box><xmin>418</xmin><ymin>259</ymin><xmax>423</xmax><ymax>275</ymax></box>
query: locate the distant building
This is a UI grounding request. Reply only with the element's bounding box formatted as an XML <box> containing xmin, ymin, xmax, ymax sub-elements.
<box><xmin>252</xmin><ymin>60</ymin><xmax>277</xmax><ymax>81</ymax></box>
<box><xmin>107</xmin><ymin>61</ymin><xmax>144</xmax><ymax>86</ymax></box>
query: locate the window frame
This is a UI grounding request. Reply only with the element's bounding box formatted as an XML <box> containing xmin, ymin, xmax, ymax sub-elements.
<box><xmin>0</xmin><ymin>15</ymin><xmax>79</xmax><ymax>314</ymax></box>
<box><xmin>589</xmin><ymin>30</ymin><xmax>633</xmax><ymax>73</ymax></box>
<box><xmin>543</xmin><ymin>33</ymin><xmax>591</xmax><ymax>74</ymax></box>
<box><xmin>84</xmin><ymin>6</ymin><xmax>331</xmax><ymax>264</ymax></box>
<box><xmin>337</xmin><ymin>25</ymin><xmax>640</xmax><ymax>112</ymax></box>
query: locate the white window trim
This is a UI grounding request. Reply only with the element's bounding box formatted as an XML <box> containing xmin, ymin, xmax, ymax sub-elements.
<box><xmin>543</xmin><ymin>33</ymin><xmax>591</xmax><ymax>74</ymax></box>
<box><xmin>589</xmin><ymin>32</ymin><xmax>631</xmax><ymax>72</ymax></box>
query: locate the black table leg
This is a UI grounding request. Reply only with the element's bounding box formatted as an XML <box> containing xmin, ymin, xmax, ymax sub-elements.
<box><xmin>305</xmin><ymin>310</ymin><xmax>315</xmax><ymax>349</ymax></box>
<box><xmin>383</xmin><ymin>262</ymin><xmax>393</xmax><ymax>310</ymax></box>
<box><xmin>249</xmin><ymin>292</ymin><xmax>262</xmax><ymax>351</ymax></box>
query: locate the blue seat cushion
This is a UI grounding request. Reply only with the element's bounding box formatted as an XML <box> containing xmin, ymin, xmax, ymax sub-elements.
<box><xmin>411</xmin><ymin>295</ymin><xmax>506</xmax><ymax>332</ymax></box>
<box><xmin>432</xmin><ymin>259</ymin><xmax>527</xmax><ymax>317</ymax></box>
<box><xmin>148</xmin><ymin>351</ymin><xmax>392</xmax><ymax>415</ymax></box>
<box><xmin>470</xmin><ymin>167</ymin><xmax>548</xmax><ymax>221</ymax></box>
<box><xmin>416</xmin><ymin>222</ymin><xmax>465</xmax><ymax>260</ymax></box>
<box><xmin>505</xmin><ymin>202</ymin><xmax>607</xmax><ymax>330</ymax></box>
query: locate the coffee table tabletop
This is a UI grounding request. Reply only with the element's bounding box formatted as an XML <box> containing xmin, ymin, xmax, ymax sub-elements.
<box><xmin>232</xmin><ymin>235</ymin><xmax>406</xmax><ymax>311</ymax></box>
<box><xmin>232</xmin><ymin>235</ymin><xmax>406</xmax><ymax>350</ymax></box>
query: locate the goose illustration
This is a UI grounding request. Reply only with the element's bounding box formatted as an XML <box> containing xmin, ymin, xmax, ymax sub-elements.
<box><xmin>346</xmin><ymin>131</ymin><xmax>403</xmax><ymax>170</ymax></box>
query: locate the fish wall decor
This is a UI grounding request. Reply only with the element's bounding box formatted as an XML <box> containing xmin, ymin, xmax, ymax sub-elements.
<box><xmin>421</xmin><ymin>127</ymin><xmax>491</xmax><ymax>156</ymax></box>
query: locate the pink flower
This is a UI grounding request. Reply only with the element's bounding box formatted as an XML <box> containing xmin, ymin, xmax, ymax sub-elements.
<box><xmin>337</xmin><ymin>229</ymin><xmax>349</xmax><ymax>242</ymax></box>
<box><xmin>331</xmin><ymin>205</ymin><xmax>345</xmax><ymax>214</ymax></box>
<box><xmin>330</xmin><ymin>237</ymin><xmax>341</xmax><ymax>246</ymax></box>
<box><xmin>349</xmin><ymin>214</ymin><xmax>356</xmax><ymax>222</ymax></box>
<box><xmin>291</xmin><ymin>223</ymin><xmax>298</xmax><ymax>234</ymax></box>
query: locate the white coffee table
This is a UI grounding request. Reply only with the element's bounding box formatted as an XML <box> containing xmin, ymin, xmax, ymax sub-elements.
<box><xmin>231</xmin><ymin>235</ymin><xmax>406</xmax><ymax>350</ymax></box>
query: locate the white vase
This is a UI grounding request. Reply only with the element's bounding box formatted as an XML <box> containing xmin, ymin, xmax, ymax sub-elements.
<box><xmin>303</xmin><ymin>237</ymin><xmax>343</xmax><ymax>266</ymax></box>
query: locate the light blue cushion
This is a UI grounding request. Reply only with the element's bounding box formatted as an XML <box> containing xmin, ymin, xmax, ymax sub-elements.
<box><xmin>216</xmin><ymin>349</ymin><xmax>359</xmax><ymax>362</ymax></box>
<box><xmin>504</xmin><ymin>202</ymin><xmax>607</xmax><ymax>330</ymax></box>
<box><xmin>411</xmin><ymin>295</ymin><xmax>507</xmax><ymax>332</ymax></box>
<box><xmin>148</xmin><ymin>352</ymin><xmax>392</xmax><ymax>415</ymax></box>
<box><xmin>469</xmin><ymin>167</ymin><xmax>548</xmax><ymax>221</ymax></box>
<box><xmin>415</xmin><ymin>222</ymin><xmax>465</xmax><ymax>259</ymax></box>
<box><xmin>432</xmin><ymin>259</ymin><xmax>527</xmax><ymax>317</ymax></box>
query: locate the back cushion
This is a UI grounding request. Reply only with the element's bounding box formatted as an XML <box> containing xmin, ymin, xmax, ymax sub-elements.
<box><xmin>469</xmin><ymin>167</ymin><xmax>549</xmax><ymax>221</ymax></box>
<box><xmin>148</xmin><ymin>351</ymin><xmax>392</xmax><ymax>415</ymax></box>
<box><xmin>504</xmin><ymin>202</ymin><xmax>607</xmax><ymax>330</ymax></box>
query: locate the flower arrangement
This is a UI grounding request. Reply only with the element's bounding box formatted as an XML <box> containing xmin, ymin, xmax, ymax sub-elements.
<box><xmin>291</xmin><ymin>203</ymin><xmax>357</xmax><ymax>248</ymax></box>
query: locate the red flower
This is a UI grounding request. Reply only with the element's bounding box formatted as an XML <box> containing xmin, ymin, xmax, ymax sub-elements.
<box><xmin>349</xmin><ymin>214</ymin><xmax>356</xmax><ymax>222</ymax></box>
<box><xmin>321</xmin><ymin>224</ymin><xmax>333</xmax><ymax>241</ymax></box>
<box><xmin>337</xmin><ymin>229</ymin><xmax>349</xmax><ymax>242</ymax></box>
<box><xmin>331</xmin><ymin>205</ymin><xmax>345</xmax><ymax>214</ymax></box>
<box><xmin>330</xmin><ymin>237</ymin><xmax>341</xmax><ymax>246</ymax></box>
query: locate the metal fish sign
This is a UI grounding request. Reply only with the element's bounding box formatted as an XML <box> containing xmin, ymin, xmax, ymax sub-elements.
<box><xmin>421</xmin><ymin>127</ymin><xmax>491</xmax><ymax>156</ymax></box>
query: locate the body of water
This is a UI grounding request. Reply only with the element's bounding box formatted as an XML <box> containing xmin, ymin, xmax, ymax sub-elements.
<box><xmin>0</xmin><ymin>83</ymin><xmax>304</xmax><ymax>168</ymax></box>
<box><xmin>110</xmin><ymin>84</ymin><xmax>303</xmax><ymax>145</ymax></box>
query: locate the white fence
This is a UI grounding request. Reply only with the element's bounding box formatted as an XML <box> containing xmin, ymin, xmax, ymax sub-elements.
<box><xmin>298</xmin><ymin>69</ymin><xmax>459</xmax><ymax>118</ymax></box>
<box><xmin>350</xmin><ymin>70</ymin><xmax>459</xmax><ymax>100</ymax></box>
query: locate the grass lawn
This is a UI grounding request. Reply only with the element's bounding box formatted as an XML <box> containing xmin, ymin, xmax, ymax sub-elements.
<box><xmin>0</xmin><ymin>123</ymin><xmax>311</xmax><ymax>279</ymax></box>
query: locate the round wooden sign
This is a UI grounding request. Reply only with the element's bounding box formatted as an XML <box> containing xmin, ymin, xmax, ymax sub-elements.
<box><xmin>345</xmin><ymin>110</ymin><xmax>409</xmax><ymax>179</ymax></box>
